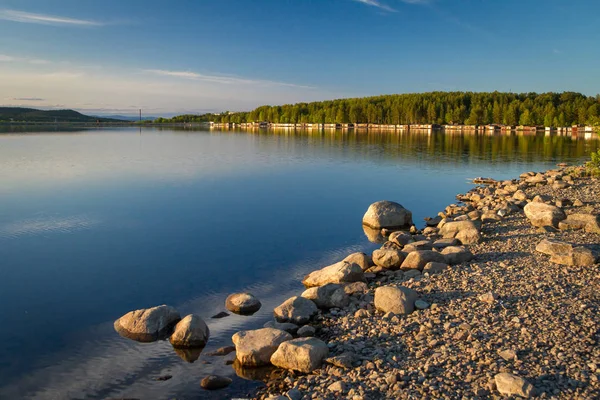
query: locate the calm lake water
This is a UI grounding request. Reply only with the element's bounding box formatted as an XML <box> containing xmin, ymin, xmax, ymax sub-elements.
<box><xmin>0</xmin><ymin>126</ymin><xmax>598</xmax><ymax>399</ymax></box>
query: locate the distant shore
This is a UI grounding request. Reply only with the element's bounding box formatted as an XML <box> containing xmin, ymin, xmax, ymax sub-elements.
<box><xmin>210</xmin><ymin>121</ymin><xmax>598</xmax><ymax>135</ymax></box>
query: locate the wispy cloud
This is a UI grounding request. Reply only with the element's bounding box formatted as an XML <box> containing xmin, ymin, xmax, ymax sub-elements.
<box><xmin>0</xmin><ymin>9</ymin><xmax>102</xmax><ymax>26</ymax></box>
<box><xmin>352</xmin><ymin>0</ymin><xmax>430</xmax><ymax>12</ymax></box>
<box><xmin>12</xmin><ymin>97</ymin><xmax>45</xmax><ymax>101</ymax></box>
<box><xmin>143</xmin><ymin>69</ymin><xmax>315</xmax><ymax>89</ymax></box>
<box><xmin>352</xmin><ymin>0</ymin><xmax>397</xmax><ymax>13</ymax></box>
<box><xmin>0</xmin><ymin>54</ymin><xmax>51</xmax><ymax>65</ymax></box>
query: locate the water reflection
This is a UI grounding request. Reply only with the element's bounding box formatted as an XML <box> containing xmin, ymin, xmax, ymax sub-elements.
<box><xmin>173</xmin><ymin>347</ymin><xmax>204</xmax><ymax>363</ymax></box>
<box><xmin>0</xmin><ymin>127</ymin><xmax>597</xmax><ymax>400</ymax></box>
<box><xmin>232</xmin><ymin>359</ymin><xmax>280</xmax><ymax>382</ymax></box>
<box><xmin>362</xmin><ymin>225</ymin><xmax>385</xmax><ymax>243</ymax></box>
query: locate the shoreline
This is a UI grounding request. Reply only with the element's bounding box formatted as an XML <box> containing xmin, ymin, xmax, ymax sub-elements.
<box><xmin>243</xmin><ymin>164</ymin><xmax>599</xmax><ymax>399</ymax></box>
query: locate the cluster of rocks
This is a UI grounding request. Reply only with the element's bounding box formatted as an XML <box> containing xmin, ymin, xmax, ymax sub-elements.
<box><xmin>114</xmin><ymin>291</ymin><xmax>264</xmax><ymax>389</ymax></box>
<box><xmin>253</xmin><ymin>167</ymin><xmax>599</xmax><ymax>399</ymax></box>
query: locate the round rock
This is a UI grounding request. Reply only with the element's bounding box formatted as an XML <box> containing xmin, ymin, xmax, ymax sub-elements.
<box><xmin>225</xmin><ymin>292</ymin><xmax>262</xmax><ymax>315</ymax></box>
<box><xmin>169</xmin><ymin>314</ymin><xmax>210</xmax><ymax>348</ymax></box>
<box><xmin>362</xmin><ymin>200</ymin><xmax>413</xmax><ymax>229</ymax></box>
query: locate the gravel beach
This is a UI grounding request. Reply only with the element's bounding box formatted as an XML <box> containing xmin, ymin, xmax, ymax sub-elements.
<box><xmin>250</xmin><ymin>166</ymin><xmax>600</xmax><ymax>400</ymax></box>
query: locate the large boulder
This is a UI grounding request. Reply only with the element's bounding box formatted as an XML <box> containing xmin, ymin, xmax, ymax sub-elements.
<box><xmin>232</xmin><ymin>328</ymin><xmax>292</xmax><ymax>367</ymax></box>
<box><xmin>169</xmin><ymin>314</ymin><xmax>210</xmax><ymax>348</ymax></box>
<box><xmin>523</xmin><ymin>202</ymin><xmax>566</xmax><ymax>227</ymax></box>
<box><xmin>301</xmin><ymin>284</ymin><xmax>349</xmax><ymax>309</ymax></box>
<box><xmin>400</xmin><ymin>250</ymin><xmax>446</xmax><ymax>271</ymax></box>
<box><xmin>441</xmin><ymin>246</ymin><xmax>474</xmax><ymax>265</ymax></box>
<box><xmin>438</xmin><ymin>220</ymin><xmax>481</xmax><ymax>244</ymax></box>
<box><xmin>225</xmin><ymin>293</ymin><xmax>262</xmax><ymax>315</ymax></box>
<box><xmin>362</xmin><ymin>201</ymin><xmax>413</xmax><ymax>229</ymax></box>
<box><xmin>114</xmin><ymin>305</ymin><xmax>181</xmax><ymax>342</ymax></box>
<box><xmin>374</xmin><ymin>286</ymin><xmax>419</xmax><ymax>315</ymax></box>
<box><xmin>302</xmin><ymin>261</ymin><xmax>364</xmax><ymax>288</ymax></box>
<box><xmin>343</xmin><ymin>252</ymin><xmax>373</xmax><ymax>271</ymax></box>
<box><xmin>494</xmin><ymin>373</ymin><xmax>535</xmax><ymax>398</ymax></box>
<box><xmin>273</xmin><ymin>296</ymin><xmax>318</xmax><ymax>325</ymax></box>
<box><xmin>372</xmin><ymin>248</ymin><xmax>406</xmax><ymax>269</ymax></box>
<box><xmin>270</xmin><ymin>338</ymin><xmax>329</xmax><ymax>373</ymax></box>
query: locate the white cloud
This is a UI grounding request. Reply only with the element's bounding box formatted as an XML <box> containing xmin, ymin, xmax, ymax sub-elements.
<box><xmin>143</xmin><ymin>69</ymin><xmax>315</xmax><ymax>89</ymax></box>
<box><xmin>0</xmin><ymin>9</ymin><xmax>102</xmax><ymax>26</ymax></box>
<box><xmin>353</xmin><ymin>0</ymin><xmax>397</xmax><ymax>12</ymax></box>
<box><xmin>0</xmin><ymin>59</ymin><xmax>333</xmax><ymax>114</ymax></box>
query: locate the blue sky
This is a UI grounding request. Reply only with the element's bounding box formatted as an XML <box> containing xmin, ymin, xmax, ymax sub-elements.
<box><xmin>0</xmin><ymin>0</ymin><xmax>599</xmax><ymax>116</ymax></box>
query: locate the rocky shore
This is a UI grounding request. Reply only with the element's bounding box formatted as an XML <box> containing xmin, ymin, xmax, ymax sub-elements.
<box><xmin>111</xmin><ymin>165</ymin><xmax>599</xmax><ymax>399</ymax></box>
<box><xmin>249</xmin><ymin>166</ymin><xmax>600</xmax><ymax>399</ymax></box>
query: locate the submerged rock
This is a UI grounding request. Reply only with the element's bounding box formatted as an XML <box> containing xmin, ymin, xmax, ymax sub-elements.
<box><xmin>200</xmin><ymin>375</ymin><xmax>232</xmax><ymax>390</ymax></box>
<box><xmin>114</xmin><ymin>305</ymin><xmax>180</xmax><ymax>342</ymax></box>
<box><xmin>362</xmin><ymin>201</ymin><xmax>413</xmax><ymax>229</ymax></box>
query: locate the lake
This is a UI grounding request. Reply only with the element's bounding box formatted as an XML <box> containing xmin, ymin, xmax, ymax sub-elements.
<box><xmin>0</xmin><ymin>126</ymin><xmax>598</xmax><ymax>399</ymax></box>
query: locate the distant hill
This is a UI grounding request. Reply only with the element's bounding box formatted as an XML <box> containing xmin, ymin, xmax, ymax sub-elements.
<box><xmin>0</xmin><ymin>107</ymin><xmax>127</xmax><ymax>123</ymax></box>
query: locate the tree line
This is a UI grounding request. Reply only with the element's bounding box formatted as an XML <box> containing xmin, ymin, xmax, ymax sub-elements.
<box><xmin>156</xmin><ymin>91</ymin><xmax>600</xmax><ymax>126</ymax></box>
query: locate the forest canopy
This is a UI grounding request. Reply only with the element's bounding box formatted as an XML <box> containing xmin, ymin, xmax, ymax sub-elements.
<box><xmin>156</xmin><ymin>92</ymin><xmax>600</xmax><ymax>127</ymax></box>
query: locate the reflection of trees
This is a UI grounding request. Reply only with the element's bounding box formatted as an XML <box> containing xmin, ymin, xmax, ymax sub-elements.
<box><xmin>228</xmin><ymin>129</ymin><xmax>600</xmax><ymax>166</ymax></box>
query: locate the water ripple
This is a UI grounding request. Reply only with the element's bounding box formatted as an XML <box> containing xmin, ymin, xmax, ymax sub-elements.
<box><xmin>0</xmin><ymin>215</ymin><xmax>99</xmax><ymax>239</ymax></box>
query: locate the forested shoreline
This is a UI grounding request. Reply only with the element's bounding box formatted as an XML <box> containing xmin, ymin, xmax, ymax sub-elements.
<box><xmin>157</xmin><ymin>91</ymin><xmax>600</xmax><ymax>126</ymax></box>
